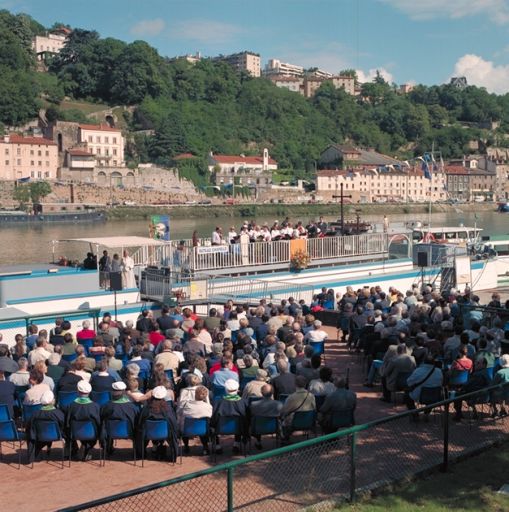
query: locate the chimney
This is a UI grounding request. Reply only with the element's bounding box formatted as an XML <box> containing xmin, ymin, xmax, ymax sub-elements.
<box><xmin>3</xmin><ymin>135</ymin><xmax>9</xmax><ymax>143</ymax></box>
<box><xmin>263</xmin><ymin>148</ymin><xmax>269</xmax><ymax>171</ymax></box>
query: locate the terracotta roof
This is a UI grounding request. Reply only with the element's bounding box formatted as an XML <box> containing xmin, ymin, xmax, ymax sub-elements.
<box><xmin>444</xmin><ymin>165</ymin><xmax>469</xmax><ymax>175</ymax></box>
<box><xmin>211</xmin><ymin>154</ymin><xmax>278</xmax><ymax>165</ymax></box>
<box><xmin>174</xmin><ymin>153</ymin><xmax>196</xmax><ymax>160</ymax></box>
<box><xmin>68</xmin><ymin>148</ymin><xmax>93</xmax><ymax>157</ymax></box>
<box><xmin>78</xmin><ymin>124</ymin><xmax>121</xmax><ymax>133</ymax></box>
<box><xmin>7</xmin><ymin>135</ymin><xmax>56</xmax><ymax>146</ymax></box>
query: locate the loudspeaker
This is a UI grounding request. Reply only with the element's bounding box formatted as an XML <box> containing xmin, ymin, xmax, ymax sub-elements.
<box><xmin>109</xmin><ymin>272</ymin><xmax>123</xmax><ymax>291</ymax></box>
<box><xmin>417</xmin><ymin>252</ymin><xmax>429</xmax><ymax>268</ymax></box>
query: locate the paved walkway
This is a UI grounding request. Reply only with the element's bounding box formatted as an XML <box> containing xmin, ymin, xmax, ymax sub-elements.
<box><xmin>0</xmin><ymin>326</ymin><xmax>501</xmax><ymax>511</ymax></box>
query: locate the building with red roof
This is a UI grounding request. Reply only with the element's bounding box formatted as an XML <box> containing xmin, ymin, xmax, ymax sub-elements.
<box><xmin>0</xmin><ymin>134</ymin><xmax>58</xmax><ymax>181</ymax></box>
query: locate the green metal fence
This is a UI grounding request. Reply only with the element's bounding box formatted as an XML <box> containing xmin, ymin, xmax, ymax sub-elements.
<box><xmin>59</xmin><ymin>382</ymin><xmax>509</xmax><ymax>512</ymax></box>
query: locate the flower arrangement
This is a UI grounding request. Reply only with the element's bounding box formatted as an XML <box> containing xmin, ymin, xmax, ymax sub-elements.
<box><xmin>290</xmin><ymin>249</ymin><xmax>311</xmax><ymax>270</ymax></box>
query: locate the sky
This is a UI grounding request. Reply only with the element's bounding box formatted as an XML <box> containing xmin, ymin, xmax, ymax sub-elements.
<box><xmin>4</xmin><ymin>0</ymin><xmax>509</xmax><ymax>93</ymax></box>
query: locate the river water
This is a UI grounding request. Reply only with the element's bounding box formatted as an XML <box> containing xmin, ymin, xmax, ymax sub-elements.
<box><xmin>1</xmin><ymin>208</ymin><xmax>508</xmax><ymax>265</ymax></box>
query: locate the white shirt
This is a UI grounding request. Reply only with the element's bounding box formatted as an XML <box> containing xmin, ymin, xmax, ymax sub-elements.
<box><xmin>304</xmin><ymin>329</ymin><xmax>328</xmax><ymax>343</ymax></box>
<box><xmin>228</xmin><ymin>230</ymin><xmax>237</xmax><ymax>243</ymax></box>
<box><xmin>212</xmin><ymin>231</ymin><xmax>222</xmax><ymax>245</ymax></box>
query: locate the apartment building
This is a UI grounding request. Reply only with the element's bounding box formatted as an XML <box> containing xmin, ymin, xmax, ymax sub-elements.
<box><xmin>78</xmin><ymin>124</ymin><xmax>125</xmax><ymax>167</ymax></box>
<box><xmin>267</xmin><ymin>75</ymin><xmax>304</xmax><ymax>94</ymax></box>
<box><xmin>0</xmin><ymin>134</ymin><xmax>58</xmax><ymax>180</ymax></box>
<box><xmin>264</xmin><ymin>59</ymin><xmax>304</xmax><ymax>78</ymax></box>
<box><xmin>216</xmin><ymin>51</ymin><xmax>261</xmax><ymax>77</ymax></box>
<box><xmin>316</xmin><ymin>168</ymin><xmax>447</xmax><ymax>203</ymax></box>
<box><xmin>32</xmin><ymin>27</ymin><xmax>70</xmax><ymax>61</ymax></box>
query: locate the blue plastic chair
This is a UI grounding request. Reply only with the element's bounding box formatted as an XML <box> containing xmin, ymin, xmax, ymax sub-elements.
<box><xmin>0</xmin><ymin>420</ymin><xmax>25</xmax><ymax>468</ymax></box>
<box><xmin>310</xmin><ymin>340</ymin><xmax>326</xmax><ymax>362</ymax></box>
<box><xmin>69</xmin><ymin>420</ymin><xmax>99</xmax><ymax>465</ymax></box>
<box><xmin>32</xmin><ymin>419</ymin><xmax>65</xmax><ymax>468</ymax></box>
<box><xmin>141</xmin><ymin>419</ymin><xmax>171</xmax><ymax>467</ymax></box>
<box><xmin>212</xmin><ymin>416</ymin><xmax>244</xmax><ymax>459</ymax></box>
<box><xmin>449</xmin><ymin>369</ymin><xmax>470</xmax><ymax>387</ymax></box>
<box><xmin>250</xmin><ymin>416</ymin><xmax>279</xmax><ymax>451</ymax></box>
<box><xmin>212</xmin><ymin>385</ymin><xmax>226</xmax><ymax>402</ymax></box>
<box><xmin>290</xmin><ymin>410</ymin><xmax>316</xmax><ymax>439</ymax></box>
<box><xmin>419</xmin><ymin>386</ymin><xmax>444</xmax><ymax>406</ymax></box>
<box><xmin>0</xmin><ymin>404</ymin><xmax>11</xmax><ymax>422</ymax></box>
<box><xmin>22</xmin><ymin>403</ymin><xmax>42</xmax><ymax>423</ymax></box>
<box><xmin>90</xmin><ymin>391</ymin><xmax>111</xmax><ymax>406</ymax></box>
<box><xmin>57</xmin><ymin>391</ymin><xmax>79</xmax><ymax>409</ymax></box>
<box><xmin>179</xmin><ymin>417</ymin><xmax>209</xmax><ymax>462</ymax></box>
<box><xmin>103</xmin><ymin>419</ymin><xmax>136</xmax><ymax>466</ymax></box>
<box><xmin>315</xmin><ymin>395</ymin><xmax>327</xmax><ymax>412</ymax></box>
<box><xmin>14</xmin><ymin>386</ymin><xmax>29</xmax><ymax>407</ymax></box>
<box><xmin>62</xmin><ymin>353</ymin><xmax>77</xmax><ymax>363</ymax></box>
<box><xmin>329</xmin><ymin>408</ymin><xmax>355</xmax><ymax>430</ymax></box>
<box><xmin>79</xmin><ymin>339</ymin><xmax>94</xmax><ymax>355</ymax></box>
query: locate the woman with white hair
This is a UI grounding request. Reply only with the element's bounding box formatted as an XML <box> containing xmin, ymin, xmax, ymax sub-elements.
<box><xmin>76</xmin><ymin>319</ymin><xmax>96</xmax><ymax>342</ymax></box>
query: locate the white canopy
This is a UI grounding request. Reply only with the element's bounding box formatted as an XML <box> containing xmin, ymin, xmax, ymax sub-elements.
<box><xmin>55</xmin><ymin>236</ymin><xmax>168</xmax><ymax>248</ymax></box>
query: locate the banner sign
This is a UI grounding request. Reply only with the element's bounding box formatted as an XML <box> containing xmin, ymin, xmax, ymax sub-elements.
<box><xmin>197</xmin><ymin>245</ymin><xmax>229</xmax><ymax>255</ymax></box>
<box><xmin>149</xmin><ymin>215</ymin><xmax>170</xmax><ymax>241</ymax></box>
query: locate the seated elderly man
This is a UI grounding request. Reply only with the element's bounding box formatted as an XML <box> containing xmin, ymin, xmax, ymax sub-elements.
<box><xmin>381</xmin><ymin>344</ymin><xmax>416</xmax><ymax>402</ymax></box>
<box><xmin>242</xmin><ymin>369</ymin><xmax>268</xmax><ymax>399</ymax></box>
<box><xmin>280</xmin><ymin>375</ymin><xmax>316</xmax><ymax>441</ymax></box>
<box><xmin>9</xmin><ymin>357</ymin><xmax>30</xmax><ymax>386</ymax></box>
<box><xmin>404</xmin><ymin>356</ymin><xmax>443</xmax><ymax>417</ymax></box>
<box><xmin>211</xmin><ymin>379</ymin><xmax>248</xmax><ymax>455</ymax></box>
<box><xmin>305</xmin><ymin>319</ymin><xmax>328</xmax><ymax>342</ymax></box>
<box><xmin>0</xmin><ymin>368</ymin><xmax>16</xmax><ymax>418</ymax></box>
<box><xmin>28</xmin><ymin>336</ymin><xmax>52</xmax><ymax>367</ymax></box>
<box><xmin>250</xmin><ymin>383</ymin><xmax>283</xmax><ymax>450</ymax></box>
<box><xmin>100</xmin><ymin>381</ymin><xmax>139</xmax><ymax>455</ymax></box>
<box><xmin>26</xmin><ymin>390</ymin><xmax>65</xmax><ymax>461</ymax></box>
<box><xmin>318</xmin><ymin>377</ymin><xmax>357</xmax><ymax>433</ymax></box>
<box><xmin>154</xmin><ymin>340</ymin><xmax>180</xmax><ymax>374</ymax></box>
<box><xmin>66</xmin><ymin>380</ymin><xmax>101</xmax><ymax>461</ymax></box>
<box><xmin>271</xmin><ymin>359</ymin><xmax>296</xmax><ymax>399</ymax></box>
<box><xmin>178</xmin><ymin>385</ymin><xmax>213</xmax><ymax>456</ymax></box>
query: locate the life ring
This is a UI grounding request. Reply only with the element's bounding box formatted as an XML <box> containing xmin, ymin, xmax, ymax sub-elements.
<box><xmin>423</xmin><ymin>232</ymin><xmax>436</xmax><ymax>243</ymax></box>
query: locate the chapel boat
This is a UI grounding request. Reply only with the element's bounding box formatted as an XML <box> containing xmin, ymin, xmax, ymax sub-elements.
<box><xmin>412</xmin><ymin>225</ymin><xmax>482</xmax><ymax>245</ymax></box>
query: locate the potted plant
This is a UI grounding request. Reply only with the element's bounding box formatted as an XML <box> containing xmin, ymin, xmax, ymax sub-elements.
<box><xmin>290</xmin><ymin>249</ymin><xmax>311</xmax><ymax>272</ymax></box>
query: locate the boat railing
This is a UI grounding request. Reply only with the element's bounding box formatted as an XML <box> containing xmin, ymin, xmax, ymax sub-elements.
<box><xmin>133</xmin><ymin>233</ymin><xmax>389</xmax><ymax>273</ymax></box>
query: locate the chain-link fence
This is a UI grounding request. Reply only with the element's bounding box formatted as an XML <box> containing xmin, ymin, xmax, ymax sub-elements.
<box><xmin>59</xmin><ymin>383</ymin><xmax>509</xmax><ymax>512</ymax></box>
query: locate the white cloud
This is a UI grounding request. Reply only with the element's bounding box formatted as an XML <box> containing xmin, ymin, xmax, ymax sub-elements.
<box><xmin>130</xmin><ymin>18</ymin><xmax>166</xmax><ymax>37</ymax></box>
<box><xmin>451</xmin><ymin>53</ymin><xmax>509</xmax><ymax>93</ymax></box>
<box><xmin>382</xmin><ymin>0</ymin><xmax>509</xmax><ymax>24</ymax></box>
<box><xmin>357</xmin><ymin>67</ymin><xmax>394</xmax><ymax>84</ymax></box>
<box><xmin>171</xmin><ymin>19</ymin><xmax>242</xmax><ymax>45</ymax></box>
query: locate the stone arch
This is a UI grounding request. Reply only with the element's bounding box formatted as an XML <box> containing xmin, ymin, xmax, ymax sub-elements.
<box><xmin>96</xmin><ymin>171</ymin><xmax>107</xmax><ymax>186</ymax></box>
<box><xmin>105</xmin><ymin>115</ymin><xmax>115</xmax><ymax>128</ymax></box>
<box><xmin>57</xmin><ymin>133</ymin><xmax>63</xmax><ymax>153</ymax></box>
<box><xmin>124</xmin><ymin>171</ymin><xmax>136</xmax><ymax>187</ymax></box>
<box><xmin>111</xmin><ymin>171</ymin><xmax>123</xmax><ymax>186</ymax></box>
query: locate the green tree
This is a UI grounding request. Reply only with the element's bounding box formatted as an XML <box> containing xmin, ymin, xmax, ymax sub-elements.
<box><xmin>29</xmin><ymin>181</ymin><xmax>52</xmax><ymax>203</ymax></box>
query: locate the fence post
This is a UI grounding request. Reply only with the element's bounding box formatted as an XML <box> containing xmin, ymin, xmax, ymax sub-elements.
<box><xmin>441</xmin><ymin>401</ymin><xmax>450</xmax><ymax>473</ymax></box>
<box><xmin>227</xmin><ymin>467</ymin><xmax>234</xmax><ymax>512</ymax></box>
<box><xmin>349</xmin><ymin>432</ymin><xmax>357</xmax><ymax>502</ymax></box>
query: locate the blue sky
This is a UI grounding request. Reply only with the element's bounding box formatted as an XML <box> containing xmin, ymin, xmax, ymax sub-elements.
<box><xmin>4</xmin><ymin>0</ymin><xmax>509</xmax><ymax>92</ymax></box>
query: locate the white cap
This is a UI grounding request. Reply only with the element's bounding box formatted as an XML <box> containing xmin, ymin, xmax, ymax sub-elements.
<box><xmin>40</xmin><ymin>390</ymin><xmax>54</xmax><ymax>405</ymax></box>
<box><xmin>112</xmin><ymin>381</ymin><xmax>126</xmax><ymax>391</ymax></box>
<box><xmin>77</xmin><ymin>380</ymin><xmax>92</xmax><ymax>394</ymax></box>
<box><xmin>224</xmin><ymin>379</ymin><xmax>239</xmax><ymax>393</ymax></box>
<box><xmin>152</xmin><ymin>386</ymin><xmax>167</xmax><ymax>399</ymax></box>
<box><xmin>313</xmin><ymin>320</ymin><xmax>322</xmax><ymax>328</ymax></box>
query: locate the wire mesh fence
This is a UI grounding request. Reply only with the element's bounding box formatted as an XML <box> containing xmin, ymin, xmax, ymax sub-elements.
<box><xmin>59</xmin><ymin>383</ymin><xmax>509</xmax><ymax>512</ymax></box>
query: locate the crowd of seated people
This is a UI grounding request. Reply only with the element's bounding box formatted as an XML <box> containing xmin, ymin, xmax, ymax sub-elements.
<box><xmin>0</xmin><ymin>301</ymin><xmax>356</xmax><ymax>464</ymax></box>
<box><xmin>334</xmin><ymin>284</ymin><xmax>509</xmax><ymax>420</ymax></box>
<box><xmin>1</xmin><ymin>284</ymin><xmax>507</xmax><ymax>465</ymax></box>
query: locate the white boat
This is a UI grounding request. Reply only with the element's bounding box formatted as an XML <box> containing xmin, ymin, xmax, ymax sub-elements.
<box><xmin>0</xmin><ymin>231</ymin><xmax>504</xmax><ymax>346</ymax></box>
<box><xmin>412</xmin><ymin>225</ymin><xmax>482</xmax><ymax>245</ymax></box>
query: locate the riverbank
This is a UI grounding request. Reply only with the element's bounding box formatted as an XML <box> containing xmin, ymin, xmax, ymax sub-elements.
<box><xmin>106</xmin><ymin>201</ymin><xmax>497</xmax><ymax>220</ymax></box>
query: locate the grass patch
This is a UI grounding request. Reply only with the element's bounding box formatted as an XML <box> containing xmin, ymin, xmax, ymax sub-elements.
<box><xmin>335</xmin><ymin>444</ymin><xmax>509</xmax><ymax>512</ymax></box>
<box><xmin>58</xmin><ymin>99</ymin><xmax>110</xmax><ymax>115</ymax></box>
